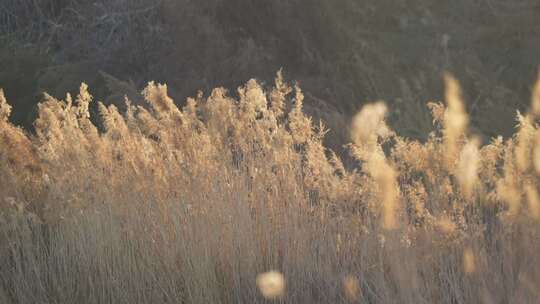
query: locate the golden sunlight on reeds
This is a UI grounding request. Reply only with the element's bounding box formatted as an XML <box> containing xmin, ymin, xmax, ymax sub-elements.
<box><xmin>342</xmin><ymin>275</ymin><xmax>361</xmax><ymax>301</ymax></box>
<box><xmin>463</xmin><ymin>247</ymin><xmax>476</xmax><ymax>275</ymax></box>
<box><xmin>256</xmin><ymin>271</ymin><xmax>285</xmax><ymax>299</ymax></box>
<box><xmin>443</xmin><ymin>73</ymin><xmax>468</xmax><ymax>171</ymax></box>
<box><xmin>1</xmin><ymin>71</ymin><xmax>540</xmax><ymax>303</ymax></box>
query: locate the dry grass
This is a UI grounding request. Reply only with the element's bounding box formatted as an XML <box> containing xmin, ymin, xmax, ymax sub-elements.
<box><xmin>1</xmin><ymin>72</ymin><xmax>540</xmax><ymax>303</ymax></box>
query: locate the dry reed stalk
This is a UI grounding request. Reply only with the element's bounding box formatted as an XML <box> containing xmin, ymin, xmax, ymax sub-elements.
<box><xmin>463</xmin><ymin>247</ymin><xmax>476</xmax><ymax>274</ymax></box>
<box><xmin>343</xmin><ymin>275</ymin><xmax>361</xmax><ymax>301</ymax></box>
<box><xmin>351</xmin><ymin>102</ymin><xmax>399</xmax><ymax>230</ymax></box>
<box><xmin>456</xmin><ymin>137</ymin><xmax>480</xmax><ymax>199</ymax></box>
<box><xmin>525</xmin><ymin>184</ymin><xmax>540</xmax><ymax>220</ymax></box>
<box><xmin>443</xmin><ymin>73</ymin><xmax>468</xmax><ymax>171</ymax></box>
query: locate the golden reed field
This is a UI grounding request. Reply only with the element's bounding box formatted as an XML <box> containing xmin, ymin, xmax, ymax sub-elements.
<box><xmin>1</xmin><ymin>71</ymin><xmax>540</xmax><ymax>303</ymax></box>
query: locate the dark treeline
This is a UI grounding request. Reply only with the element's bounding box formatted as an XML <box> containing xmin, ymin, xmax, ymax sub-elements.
<box><xmin>1</xmin><ymin>0</ymin><xmax>539</xmax><ymax>141</ymax></box>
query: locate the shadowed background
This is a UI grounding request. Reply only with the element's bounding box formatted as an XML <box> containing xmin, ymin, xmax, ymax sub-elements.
<box><xmin>1</xmin><ymin>0</ymin><xmax>539</xmax><ymax>145</ymax></box>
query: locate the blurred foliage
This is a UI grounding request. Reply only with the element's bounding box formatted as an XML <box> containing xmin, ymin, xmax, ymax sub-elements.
<box><xmin>1</xmin><ymin>0</ymin><xmax>539</xmax><ymax>141</ymax></box>
<box><xmin>0</xmin><ymin>45</ymin><xmax>51</xmax><ymax>126</ymax></box>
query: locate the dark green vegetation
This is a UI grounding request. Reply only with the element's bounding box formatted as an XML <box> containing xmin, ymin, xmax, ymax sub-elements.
<box><xmin>2</xmin><ymin>0</ymin><xmax>540</xmax><ymax>141</ymax></box>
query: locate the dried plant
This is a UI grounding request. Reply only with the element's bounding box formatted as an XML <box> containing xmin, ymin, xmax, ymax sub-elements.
<box><xmin>0</xmin><ymin>71</ymin><xmax>539</xmax><ymax>303</ymax></box>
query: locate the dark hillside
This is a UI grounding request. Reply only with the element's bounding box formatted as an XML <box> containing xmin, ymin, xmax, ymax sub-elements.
<box><xmin>1</xmin><ymin>0</ymin><xmax>539</xmax><ymax>141</ymax></box>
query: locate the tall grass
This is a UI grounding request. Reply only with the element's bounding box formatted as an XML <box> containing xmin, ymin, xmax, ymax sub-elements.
<box><xmin>0</xmin><ymin>72</ymin><xmax>540</xmax><ymax>303</ymax></box>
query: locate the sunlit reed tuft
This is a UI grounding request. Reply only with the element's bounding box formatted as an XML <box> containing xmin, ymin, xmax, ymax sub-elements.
<box><xmin>256</xmin><ymin>271</ymin><xmax>285</xmax><ymax>299</ymax></box>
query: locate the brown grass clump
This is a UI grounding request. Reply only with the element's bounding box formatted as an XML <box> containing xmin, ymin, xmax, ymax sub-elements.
<box><xmin>0</xmin><ymin>72</ymin><xmax>540</xmax><ymax>303</ymax></box>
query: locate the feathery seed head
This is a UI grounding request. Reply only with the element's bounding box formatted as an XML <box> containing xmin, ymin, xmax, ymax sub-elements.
<box><xmin>525</xmin><ymin>184</ymin><xmax>540</xmax><ymax>220</ymax></box>
<box><xmin>343</xmin><ymin>275</ymin><xmax>361</xmax><ymax>301</ymax></box>
<box><xmin>256</xmin><ymin>271</ymin><xmax>285</xmax><ymax>299</ymax></box>
<box><xmin>443</xmin><ymin>73</ymin><xmax>469</xmax><ymax>169</ymax></box>
<box><xmin>531</xmin><ymin>70</ymin><xmax>540</xmax><ymax>117</ymax></box>
<box><xmin>463</xmin><ymin>247</ymin><xmax>476</xmax><ymax>274</ymax></box>
<box><xmin>351</xmin><ymin>102</ymin><xmax>390</xmax><ymax>149</ymax></box>
<box><xmin>75</xmin><ymin>83</ymin><xmax>92</xmax><ymax>119</ymax></box>
<box><xmin>534</xmin><ymin>131</ymin><xmax>540</xmax><ymax>175</ymax></box>
<box><xmin>142</xmin><ymin>82</ymin><xmax>180</xmax><ymax>120</ymax></box>
<box><xmin>0</xmin><ymin>89</ymin><xmax>12</xmax><ymax>122</ymax></box>
<box><xmin>270</xmin><ymin>69</ymin><xmax>292</xmax><ymax>118</ymax></box>
<box><xmin>457</xmin><ymin>137</ymin><xmax>481</xmax><ymax>199</ymax></box>
<box><xmin>436</xmin><ymin>215</ymin><xmax>457</xmax><ymax>234</ymax></box>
